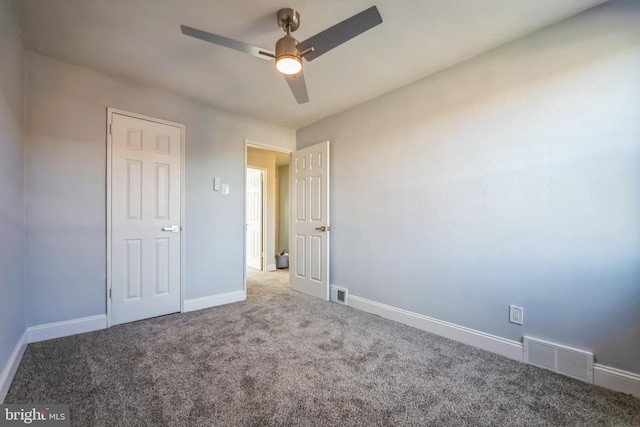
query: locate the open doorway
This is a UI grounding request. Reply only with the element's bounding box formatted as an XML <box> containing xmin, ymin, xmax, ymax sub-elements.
<box><xmin>245</xmin><ymin>145</ymin><xmax>291</xmax><ymax>288</ymax></box>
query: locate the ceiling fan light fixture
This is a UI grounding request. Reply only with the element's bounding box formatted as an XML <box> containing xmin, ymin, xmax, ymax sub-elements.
<box><xmin>276</xmin><ymin>55</ymin><xmax>302</xmax><ymax>75</ymax></box>
<box><xmin>275</xmin><ymin>33</ymin><xmax>302</xmax><ymax>75</ymax></box>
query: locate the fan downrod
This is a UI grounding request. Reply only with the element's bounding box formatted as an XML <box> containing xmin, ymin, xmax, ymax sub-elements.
<box><xmin>277</xmin><ymin>8</ymin><xmax>300</xmax><ymax>33</ymax></box>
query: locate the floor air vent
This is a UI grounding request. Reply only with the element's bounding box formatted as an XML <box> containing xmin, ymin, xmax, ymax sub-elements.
<box><xmin>524</xmin><ymin>336</ymin><xmax>593</xmax><ymax>383</ymax></box>
<box><xmin>330</xmin><ymin>286</ymin><xmax>348</xmax><ymax>305</ymax></box>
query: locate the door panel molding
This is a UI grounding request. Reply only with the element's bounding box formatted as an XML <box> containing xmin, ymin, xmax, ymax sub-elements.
<box><xmin>106</xmin><ymin>108</ymin><xmax>185</xmax><ymax>327</ymax></box>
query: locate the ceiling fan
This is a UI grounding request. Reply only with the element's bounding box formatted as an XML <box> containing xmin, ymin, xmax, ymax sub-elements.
<box><xmin>181</xmin><ymin>6</ymin><xmax>383</xmax><ymax>104</ymax></box>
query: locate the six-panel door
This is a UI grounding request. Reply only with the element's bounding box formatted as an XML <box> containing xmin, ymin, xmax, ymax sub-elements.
<box><xmin>110</xmin><ymin>113</ymin><xmax>182</xmax><ymax>325</ymax></box>
<box><xmin>290</xmin><ymin>141</ymin><xmax>330</xmax><ymax>300</ymax></box>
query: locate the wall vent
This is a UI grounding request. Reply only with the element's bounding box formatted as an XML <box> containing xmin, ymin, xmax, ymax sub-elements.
<box><xmin>524</xmin><ymin>336</ymin><xmax>593</xmax><ymax>383</ymax></box>
<box><xmin>330</xmin><ymin>286</ymin><xmax>348</xmax><ymax>305</ymax></box>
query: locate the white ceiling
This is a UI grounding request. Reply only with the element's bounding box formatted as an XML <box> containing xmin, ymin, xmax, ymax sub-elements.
<box><xmin>13</xmin><ymin>0</ymin><xmax>609</xmax><ymax>129</ymax></box>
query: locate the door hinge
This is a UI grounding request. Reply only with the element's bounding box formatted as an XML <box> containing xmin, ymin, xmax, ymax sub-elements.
<box><xmin>109</xmin><ymin>288</ymin><xmax>112</xmax><ymax>299</ymax></box>
<box><xmin>109</xmin><ymin>123</ymin><xmax>113</xmax><ymax>135</ymax></box>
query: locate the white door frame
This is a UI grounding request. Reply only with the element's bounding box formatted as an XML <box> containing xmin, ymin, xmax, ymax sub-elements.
<box><xmin>244</xmin><ymin>140</ymin><xmax>291</xmax><ymax>291</ymax></box>
<box><xmin>106</xmin><ymin>108</ymin><xmax>186</xmax><ymax>327</ymax></box>
<box><xmin>246</xmin><ymin>167</ymin><xmax>267</xmax><ymax>271</ymax></box>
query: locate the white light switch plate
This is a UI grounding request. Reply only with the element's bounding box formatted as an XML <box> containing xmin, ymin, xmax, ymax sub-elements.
<box><xmin>222</xmin><ymin>184</ymin><xmax>229</xmax><ymax>194</ymax></box>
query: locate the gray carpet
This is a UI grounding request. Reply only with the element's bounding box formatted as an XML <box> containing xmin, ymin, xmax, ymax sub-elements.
<box><xmin>5</xmin><ymin>268</ymin><xmax>640</xmax><ymax>426</ymax></box>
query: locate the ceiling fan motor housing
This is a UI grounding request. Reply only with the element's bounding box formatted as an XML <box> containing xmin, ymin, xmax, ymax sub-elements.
<box><xmin>276</xmin><ymin>34</ymin><xmax>300</xmax><ymax>58</ymax></box>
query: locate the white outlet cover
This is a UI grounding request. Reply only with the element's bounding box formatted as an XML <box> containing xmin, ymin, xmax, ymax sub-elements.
<box><xmin>509</xmin><ymin>305</ymin><xmax>524</xmax><ymax>325</ymax></box>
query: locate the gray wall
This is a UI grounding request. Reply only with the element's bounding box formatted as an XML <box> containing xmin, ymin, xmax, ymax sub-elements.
<box><xmin>24</xmin><ymin>53</ymin><xmax>295</xmax><ymax>326</ymax></box>
<box><xmin>297</xmin><ymin>0</ymin><xmax>640</xmax><ymax>373</ymax></box>
<box><xmin>0</xmin><ymin>0</ymin><xmax>26</xmax><ymax>386</ymax></box>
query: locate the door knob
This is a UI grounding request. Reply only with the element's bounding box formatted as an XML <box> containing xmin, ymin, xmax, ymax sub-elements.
<box><xmin>161</xmin><ymin>225</ymin><xmax>180</xmax><ymax>232</ymax></box>
<box><xmin>314</xmin><ymin>226</ymin><xmax>330</xmax><ymax>232</ymax></box>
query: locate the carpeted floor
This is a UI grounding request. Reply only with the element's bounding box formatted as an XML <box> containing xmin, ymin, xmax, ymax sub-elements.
<box><xmin>5</xmin><ymin>268</ymin><xmax>640</xmax><ymax>426</ymax></box>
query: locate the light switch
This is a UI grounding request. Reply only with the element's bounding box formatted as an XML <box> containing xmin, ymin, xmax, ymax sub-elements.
<box><xmin>213</xmin><ymin>177</ymin><xmax>221</xmax><ymax>191</ymax></box>
<box><xmin>222</xmin><ymin>184</ymin><xmax>229</xmax><ymax>194</ymax></box>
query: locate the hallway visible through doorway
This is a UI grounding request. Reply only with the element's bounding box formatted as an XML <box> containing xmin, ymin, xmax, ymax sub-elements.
<box><xmin>246</xmin><ymin>145</ymin><xmax>290</xmax><ymax>272</ymax></box>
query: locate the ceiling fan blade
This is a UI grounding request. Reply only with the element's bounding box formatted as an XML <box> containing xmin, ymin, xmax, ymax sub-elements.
<box><xmin>284</xmin><ymin>72</ymin><xmax>309</xmax><ymax>104</ymax></box>
<box><xmin>181</xmin><ymin>25</ymin><xmax>273</xmax><ymax>60</ymax></box>
<box><xmin>297</xmin><ymin>6</ymin><xmax>382</xmax><ymax>61</ymax></box>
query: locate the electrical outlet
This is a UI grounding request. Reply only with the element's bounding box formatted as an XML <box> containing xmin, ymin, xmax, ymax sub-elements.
<box><xmin>509</xmin><ymin>305</ymin><xmax>524</xmax><ymax>325</ymax></box>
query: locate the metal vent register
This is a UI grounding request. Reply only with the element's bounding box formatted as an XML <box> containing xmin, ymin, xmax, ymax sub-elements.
<box><xmin>330</xmin><ymin>286</ymin><xmax>348</xmax><ymax>305</ymax></box>
<box><xmin>524</xmin><ymin>336</ymin><xmax>593</xmax><ymax>383</ymax></box>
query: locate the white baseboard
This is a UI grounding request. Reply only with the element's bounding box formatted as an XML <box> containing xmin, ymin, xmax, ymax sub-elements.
<box><xmin>347</xmin><ymin>294</ymin><xmax>640</xmax><ymax>398</ymax></box>
<box><xmin>348</xmin><ymin>294</ymin><xmax>524</xmax><ymax>362</ymax></box>
<box><xmin>0</xmin><ymin>331</ymin><xmax>28</xmax><ymax>403</ymax></box>
<box><xmin>266</xmin><ymin>264</ymin><xmax>277</xmax><ymax>272</ymax></box>
<box><xmin>593</xmin><ymin>364</ymin><xmax>640</xmax><ymax>398</ymax></box>
<box><xmin>27</xmin><ymin>315</ymin><xmax>107</xmax><ymax>344</ymax></box>
<box><xmin>183</xmin><ymin>290</ymin><xmax>246</xmax><ymax>313</ymax></box>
